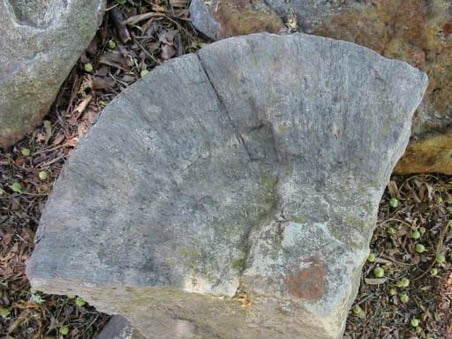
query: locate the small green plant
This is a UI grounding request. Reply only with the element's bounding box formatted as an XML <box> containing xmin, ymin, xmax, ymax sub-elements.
<box><xmin>367</xmin><ymin>253</ymin><xmax>376</xmax><ymax>262</ymax></box>
<box><xmin>0</xmin><ymin>306</ymin><xmax>11</xmax><ymax>318</ymax></box>
<box><xmin>419</xmin><ymin>226</ymin><xmax>427</xmax><ymax>235</ymax></box>
<box><xmin>395</xmin><ymin>277</ymin><xmax>410</xmax><ymax>288</ymax></box>
<box><xmin>84</xmin><ymin>63</ymin><xmax>94</xmax><ymax>73</ymax></box>
<box><xmin>352</xmin><ymin>305</ymin><xmax>365</xmax><ymax>319</ymax></box>
<box><xmin>430</xmin><ymin>268</ymin><xmax>438</xmax><ymax>276</ymax></box>
<box><xmin>410</xmin><ymin>318</ymin><xmax>420</xmax><ymax>327</ymax></box>
<box><xmin>389</xmin><ymin>288</ymin><xmax>397</xmax><ymax>296</ymax></box>
<box><xmin>435</xmin><ymin>253</ymin><xmax>446</xmax><ymax>264</ymax></box>
<box><xmin>38</xmin><ymin>170</ymin><xmax>48</xmax><ymax>180</ymax></box>
<box><xmin>75</xmin><ymin>296</ymin><xmax>86</xmax><ymax>307</ymax></box>
<box><xmin>140</xmin><ymin>69</ymin><xmax>149</xmax><ymax>78</ymax></box>
<box><xmin>373</xmin><ymin>266</ymin><xmax>385</xmax><ymax>278</ymax></box>
<box><xmin>411</xmin><ymin>230</ymin><xmax>421</xmax><ymax>240</ymax></box>
<box><xmin>10</xmin><ymin>182</ymin><xmax>22</xmax><ymax>193</ymax></box>
<box><xmin>107</xmin><ymin>39</ymin><xmax>116</xmax><ymax>49</ymax></box>
<box><xmin>400</xmin><ymin>293</ymin><xmax>409</xmax><ymax>303</ymax></box>
<box><xmin>21</xmin><ymin>148</ymin><xmax>31</xmax><ymax>156</ymax></box>
<box><xmin>389</xmin><ymin>197</ymin><xmax>399</xmax><ymax>208</ymax></box>
<box><xmin>59</xmin><ymin>325</ymin><xmax>70</xmax><ymax>335</ymax></box>
<box><xmin>415</xmin><ymin>244</ymin><xmax>426</xmax><ymax>253</ymax></box>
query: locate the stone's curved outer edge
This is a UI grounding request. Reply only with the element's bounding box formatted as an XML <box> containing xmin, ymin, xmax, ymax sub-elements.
<box><xmin>27</xmin><ymin>33</ymin><xmax>428</xmax><ymax>338</ymax></box>
<box><xmin>189</xmin><ymin>1</ymin><xmax>450</xmax><ymax>175</ymax></box>
<box><xmin>27</xmin><ymin>53</ymin><xmax>276</xmax><ymax>297</ymax></box>
<box><xmin>0</xmin><ymin>0</ymin><xmax>106</xmax><ymax>148</ymax></box>
<box><xmin>94</xmin><ymin>315</ymin><xmax>146</xmax><ymax>339</ymax></box>
<box><xmin>197</xmin><ymin>32</ymin><xmax>428</xmax><ymax>183</ymax></box>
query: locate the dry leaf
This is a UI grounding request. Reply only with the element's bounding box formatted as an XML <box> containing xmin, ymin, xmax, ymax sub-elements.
<box><xmin>170</xmin><ymin>0</ymin><xmax>188</xmax><ymax>8</ymax></box>
<box><xmin>43</xmin><ymin>120</ymin><xmax>52</xmax><ymax>144</ymax></box>
<box><xmin>365</xmin><ymin>277</ymin><xmax>388</xmax><ymax>285</ymax></box>
<box><xmin>388</xmin><ymin>180</ymin><xmax>399</xmax><ymax>198</ymax></box>
<box><xmin>74</xmin><ymin>95</ymin><xmax>93</xmax><ymax>115</ymax></box>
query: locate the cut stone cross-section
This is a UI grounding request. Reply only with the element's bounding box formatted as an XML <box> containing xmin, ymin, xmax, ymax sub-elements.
<box><xmin>27</xmin><ymin>33</ymin><xmax>428</xmax><ymax>338</ymax></box>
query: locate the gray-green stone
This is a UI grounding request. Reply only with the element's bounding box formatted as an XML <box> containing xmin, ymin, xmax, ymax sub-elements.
<box><xmin>27</xmin><ymin>33</ymin><xmax>427</xmax><ymax>338</ymax></box>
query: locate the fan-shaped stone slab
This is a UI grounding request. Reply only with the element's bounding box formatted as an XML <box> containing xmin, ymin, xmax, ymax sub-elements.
<box><xmin>27</xmin><ymin>33</ymin><xmax>428</xmax><ymax>338</ymax></box>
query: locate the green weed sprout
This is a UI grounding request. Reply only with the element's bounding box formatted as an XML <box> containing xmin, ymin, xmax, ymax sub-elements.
<box><xmin>410</xmin><ymin>318</ymin><xmax>420</xmax><ymax>327</ymax></box>
<box><xmin>21</xmin><ymin>148</ymin><xmax>31</xmax><ymax>156</ymax></box>
<box><xmin>75</xmin><ymin>296</ymin><xmax>86</xmax><ymax>307</ymax></box>
<box><xmin>415</xmin><ymin>244</ymin><xmax>426</xmax><ymax>253</ymax></box>
<box><xmin>396</xmin><ymin>278</ymin><xmax>410</xmax><ymax>288</ymax></box>
<box><xmin>10</xmin><ymin>182</ymin><xmax>22</xmax><ymax>193</ymax></box>
<box><xmin>373</xmin><ymin>266</ymin><xmax>385</xmax><ymax>278</ymax></box>
<box><xmin>435</xmin><ymin>253</ymin><xmax>446</xmax><ymax>264</ymax></box>
<box><xmin>60</xmin><ymin>325</ymin><xmax>69</xmax><ymax>335</ymax></box>
<box><xmin>38</xmin><ymin>171</ymin><xmax>48</xmax><ymax>180</ymax></box>
<box><xmin>400</xmin><ymin>293</ymin><xmax>409</xmax><ymax>303</ymax></box>
<box><xmin>411</xmin><ymin>230</ymin><xmax>421</xmax><ymax>240</ymax></box>
<box><xmin>389</xmin><ymin>197</ymin><xmax>399</xmax><ymax>208</ymax></box>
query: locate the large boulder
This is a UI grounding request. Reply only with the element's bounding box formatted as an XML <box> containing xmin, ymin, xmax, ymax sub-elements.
<box><xmin>190</xmin><ymin>0</ymin><xmax>452</xmax><ymax>174</ymax></box>
<box><xmin>0</xmin><ymin>0</ymin><xmax>105</xmax><ymax>148</ymax></box>
<box><xmin>27</xmin><ymin>33</ymin><xmax>427</xmax><ymax>338</ymax></box>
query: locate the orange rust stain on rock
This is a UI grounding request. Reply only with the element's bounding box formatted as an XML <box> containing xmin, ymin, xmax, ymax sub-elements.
<box><xmin>443</xmin><ymin>23</ymin><xmax>452</xmax><ymax>36</ymax></box>
<box><xmin>284</xmin><ymin>256</ymin><xmax>327</xmax><ymax>301</ymax></box>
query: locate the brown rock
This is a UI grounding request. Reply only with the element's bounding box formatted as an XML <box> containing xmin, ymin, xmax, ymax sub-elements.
<box><xmin>394</xmin><ymin>129</ymin><xmax>452</xmax><ymax>175</ymax></box>
<box><xmin>190</xmin><ymin>0</ymin><xmax>284</xmax><ymax>40</ymax></box>
<box><xmin>313</xmin><ymin>0</ymin><xmax>452</xmax><ymax>174</ymax></box>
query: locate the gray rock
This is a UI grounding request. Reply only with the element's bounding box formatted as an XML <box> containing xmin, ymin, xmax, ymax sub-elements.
<box><xmin>0</xmin><ymin>0</ymin><xmax>105</xmax><ymax>148</ymax></box>
<box><xmin>27</xmin><ymin>33</ymin><xmax>427</xmax><ymax>338</ymax></box>
<box><xmin>189</xmin><ymin>0</ymin><xmax>222</xmax><ymax>40</ymax></box>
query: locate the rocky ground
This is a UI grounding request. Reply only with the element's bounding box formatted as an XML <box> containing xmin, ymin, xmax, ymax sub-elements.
<box><xmin>1</xmin><ymin>1</ymin><xmax>451</xmax><ymax>338</ymax></box>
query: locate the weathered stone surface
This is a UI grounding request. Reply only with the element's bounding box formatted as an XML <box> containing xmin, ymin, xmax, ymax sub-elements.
<box><xmin>190</xmin><ymin>0</ymin><xmax>452</xmax><ymax>174</ymax></box>
<box><xmin>27</xmin><ymin>33</ymin><xmax>427</xmax><ymax>338</ymax></box>
<box><xmin>189</xmin><ymin>0</ymin><xmax>284</xmax><ymax>40</ymax></box>
<box><xmin>94</xmin><ymin>316</ymin><xmax>145</xmax><ymax>339</ymax></box>
<box><xmin>394</xmin><ymin>129</ymin><xmax>452</xmax><ymax>175</ymax></box>
<box><xmin>0</xmin><ymin>0</ymin><xmax>105</xmax><ymax>148</ymax></box>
